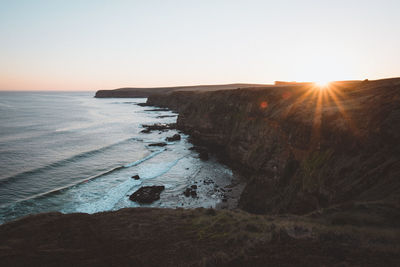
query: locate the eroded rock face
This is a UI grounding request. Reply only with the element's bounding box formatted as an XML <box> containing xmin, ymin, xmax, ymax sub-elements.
<box><xmin>129</xmin><ymin>186</ymin><xmax>165</xmax><ymax>204</ymax></box>
<box><xmin>147</xmin><ymin>78</ymin><xmax>400</xmax><ymax>215</ymax></box>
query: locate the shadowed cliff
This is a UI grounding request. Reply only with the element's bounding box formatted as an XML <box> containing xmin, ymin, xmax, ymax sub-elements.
<box><xmin>147</xmin><ymin>78</ymin><xmax>400</xmax><ymax>221</ymax></box>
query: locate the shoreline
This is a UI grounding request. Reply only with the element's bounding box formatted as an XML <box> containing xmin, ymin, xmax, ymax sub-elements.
<box><xmin>137</xmin><ymin>110</ymin><xmax>247</xmax><ymax>211</ymax></box>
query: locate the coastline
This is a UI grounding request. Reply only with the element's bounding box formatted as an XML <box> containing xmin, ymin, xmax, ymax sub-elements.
<box><xmin>0</xmin><ymin>95</ymin><xmax>235</xmax><ymax>224</ymax></box>
<box><xmin>1</xmin><ymin>78</ymin><xmax>400</xmax><ymax>266</ymax></box>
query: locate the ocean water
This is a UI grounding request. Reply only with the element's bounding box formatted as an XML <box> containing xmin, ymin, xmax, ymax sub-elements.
<box><xmin>0</xmin><ymin>91</ymin><xmax>233</xmax><ymax>224</ymax></box>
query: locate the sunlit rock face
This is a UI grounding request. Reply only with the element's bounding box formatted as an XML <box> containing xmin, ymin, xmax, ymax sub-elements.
<box><xmin>147</xmin><ymin>78</ymin><xmax>400</xmax><ymax>216</ymax></box>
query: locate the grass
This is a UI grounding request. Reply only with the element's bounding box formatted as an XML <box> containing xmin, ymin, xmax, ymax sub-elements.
<box><xmin>2</xmin><ymin>208</ymin><xmax>400</xmax><ymax>266</ymax></box>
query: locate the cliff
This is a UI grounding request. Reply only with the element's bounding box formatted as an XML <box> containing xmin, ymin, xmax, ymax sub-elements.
<box><xmin>94</xmin><ymin>83</ymin><xmax>269</xmax><ymax>98</ymax></box>
<box><xmin>147</xmin><ymin>78</ymin><xmax>400</xmax><ymax>220</ymax></box>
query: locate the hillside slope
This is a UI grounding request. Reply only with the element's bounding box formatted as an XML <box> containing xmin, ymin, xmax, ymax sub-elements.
<box><xmin>1</xmin><ymin>208</ymin><xmax>399</xmax><ymax>267</ymax></box>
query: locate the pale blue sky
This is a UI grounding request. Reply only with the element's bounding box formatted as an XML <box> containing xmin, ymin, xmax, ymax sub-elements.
<box><xmin>1</xmin><ymin>0</ymin><xmax>399</xmax><ymax>90</ymax></box>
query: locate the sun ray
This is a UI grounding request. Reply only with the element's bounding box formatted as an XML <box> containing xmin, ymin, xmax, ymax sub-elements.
<box><xmin>281</xmin><ymin>81</ymin><xmax>362</xmax><ymax>149</ymax></box>
<box><xmin>282</xmin><ymin>86</ymin><xmax>315</xmax><ymax>118</ymax></box>
<box><xmin>310</xmin><ymin>87</ymin><xmax>324</xmax><ymax>150</ymax></box>
<box><xmin>326</xmin><ymin>87</ymin><xmax>360</xmax><ymax>137</ymax></box>
<box><xmin>329</xmin><ymin>84</ymin><xmax>346</xmax><ymax>98</ymax></box>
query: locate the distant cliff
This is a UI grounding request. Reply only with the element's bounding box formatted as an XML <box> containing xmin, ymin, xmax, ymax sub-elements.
<box><xmin>94</xmin><ymin>83</ymin><xmax>270</xmax><ymax>98</ymax></box>
<box><xmin>147</xmin><ymin>78</ymin><xmax>400</xmax><ymax>218</ymax></box>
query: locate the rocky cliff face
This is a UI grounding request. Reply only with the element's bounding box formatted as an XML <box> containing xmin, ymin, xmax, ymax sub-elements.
<box><xmin>147</xmin><ymin>78</ymin><xmax>400</xmax><ymax>217</ymax></box>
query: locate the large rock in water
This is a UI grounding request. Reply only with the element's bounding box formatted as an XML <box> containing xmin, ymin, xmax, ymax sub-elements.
<box><xmin>148</xmin><ymin>142</ymin><xmax>167</xmax><ymax>147</ymax></box>
<box><xmin>131</xmin><ymin>175</ymin><xmax>140</xmax><ymax>180</ymax></box>
<box><xmin>166</xmin><ymin>134</ymin><xmax>181</xmax><ymax>141</ymax></box>
<box><xmin>129</xmin><ymin>186</ymin><xmax>165</xmax><ymax>204</ymax></box>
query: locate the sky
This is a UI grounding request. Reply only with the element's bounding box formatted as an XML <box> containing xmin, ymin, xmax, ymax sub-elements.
<box><xmin>0</xmin><ymin>0</ymin><xmax>399</xmax><ymax>91</ymax></box>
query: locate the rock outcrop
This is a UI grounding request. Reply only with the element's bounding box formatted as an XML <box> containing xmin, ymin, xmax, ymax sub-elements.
<box><xmin>148</xmin><ymin>142</ymin><xmax>167</xmax><ymax>147</ymax></box>
<box><xmin>166</xmin><ymin>134</ymin><xmax>181</xmax><ymax>142</ymax></box>
<box><xmin>129</xmin><ymin>186</ymin><xmax>165</xmax><ymax>204</ymax></box>
<box><xmin>131</xmin><ymin>175</ymin><xmax>140</xmax><ymax>180</ymax></box>
<box><xmin>140</xmin><ymin>123</ymin><xmax>176</xmax><ymax>133</ymax></box>
<box><xmin>146</xmin><ymin>78</ymin><xmax>400</xmax><ymax>217</ymax></box>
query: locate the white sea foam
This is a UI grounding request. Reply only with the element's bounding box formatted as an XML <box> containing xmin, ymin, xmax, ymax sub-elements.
<box><xmin>74</xmin><ymin>178</ymin><xmax>142</xmax><ymax>214</ymax></box>
<box><xmin>137</xmin><ymin>157</ymin><xmax>183</xmax><ymax>179</ymax></box>
<box><xmin>124</xmin><ymin>148</ymin><xmax>166</xmax><ymax>168</ymax></box>
<box><xmin>72</xmin><ymin>155</ymin><xmax>185</xmax><ymax>213</ymax></box>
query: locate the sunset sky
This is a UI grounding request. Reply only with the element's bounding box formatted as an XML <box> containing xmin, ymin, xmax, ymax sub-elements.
<box><xmin>1</xmin><ymin>0</ymin><xmax>399</xmax><ymax>91</ymax></box>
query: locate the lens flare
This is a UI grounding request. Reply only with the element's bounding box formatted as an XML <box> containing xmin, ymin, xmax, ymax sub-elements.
<box><xmin>314</xmin><ymin>79</ymin><xmax>331</xmax><ymax>89</ymax></box>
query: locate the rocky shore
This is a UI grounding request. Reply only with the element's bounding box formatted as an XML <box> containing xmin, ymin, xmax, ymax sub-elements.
<box><xmin>1</xmin><ymin>78</ymin><xmax>400</xmax><ymax>266</ymax></box>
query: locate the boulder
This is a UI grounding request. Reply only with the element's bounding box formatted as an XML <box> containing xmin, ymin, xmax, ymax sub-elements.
<box><xmin>131</xmin><ymin>175</ymin><xmax>140</xmax><ymax>180</ymax></box>
<box><xmin>129</xmin><ymin>186</ymin><xmax>165</xmax><ymax>204</ymax></box>
<box><xmin>166</xmin><ymin>134</ymin><xmax>181</xmax><ymax>142</ymax></box>
<box><xmin>149</xmin><ymin>142</ymin><xmax>167</xmax><ymax>147</ymax></box>
<box><xmin>184</xmin><ymin>187</ymin><xmax>197</xmax><ymax>198</ymax></box>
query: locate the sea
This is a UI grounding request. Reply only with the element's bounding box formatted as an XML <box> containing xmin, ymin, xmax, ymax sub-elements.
<box><xmin>0</xmin><ymin>91</ymin><xmax>233</xmax><ymax>224</ymax></box>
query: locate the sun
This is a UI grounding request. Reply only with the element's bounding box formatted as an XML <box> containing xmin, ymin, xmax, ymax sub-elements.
<box><xmin>313</xmin><ymin>79</ymin><xmax>331</xmax><ymax>89</ymax></box>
